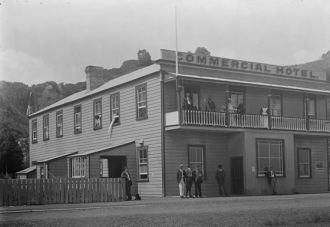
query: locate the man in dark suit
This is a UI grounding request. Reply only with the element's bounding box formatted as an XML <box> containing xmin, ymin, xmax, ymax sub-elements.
<box><xmin>121</xmin><ymin>167</ymin><xmax>132</xmax><ymax>200</ymax></box>
<box><xmin>215</xmin><ymin>164</ymin><xmax>228</xmax><ymax>196</ymax></box>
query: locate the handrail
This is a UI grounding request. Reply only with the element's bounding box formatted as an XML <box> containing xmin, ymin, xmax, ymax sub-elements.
<box><xmin>180</xmin><ymin>110</ymin><xmax>330</xmax><ymax>132</ymax></box>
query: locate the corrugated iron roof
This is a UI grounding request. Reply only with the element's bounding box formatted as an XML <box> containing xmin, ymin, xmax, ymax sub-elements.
<box><xmin>69</xmin><ymin>140</ymin><xmax>136</xmax><ymax>157</ymax></box>
<box><xmin>30</xmin><ymin>64</ymin><xmax>161</xmax><ymax>117</ymax></box>
<box><xmin>37</xmin><ymin>151</ymin><xmax>78</xmax><ymax>163</ymax></box>
<box><xmin>176</xmin><ymin>73</ymin><xmax>330</xmax><ymax>94</ymax></box>
<box><xmin>16</xmin><ymin>166</ymin><xmax>36</xmax><ymax>174</ymax></box>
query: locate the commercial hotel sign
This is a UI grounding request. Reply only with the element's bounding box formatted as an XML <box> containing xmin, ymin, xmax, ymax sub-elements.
<box><xmin>161</xmin><ymin>49</ymin><xmax>326</xmax><ymax>81</ymax></box>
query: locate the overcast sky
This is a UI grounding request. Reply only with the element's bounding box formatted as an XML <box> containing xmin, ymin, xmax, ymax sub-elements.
<box><xmin>0</xmin><ymin>0</ymin><xmax>330</xmax><ymax>85</ymax></box>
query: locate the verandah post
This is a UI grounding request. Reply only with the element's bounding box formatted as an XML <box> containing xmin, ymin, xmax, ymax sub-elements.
<box><xmin>225</xmin><ymin>85</ymin><xmax>230</xmax><ymax>127</ymax></box>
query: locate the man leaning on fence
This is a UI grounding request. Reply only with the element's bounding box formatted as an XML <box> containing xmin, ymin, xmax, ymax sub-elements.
<box><xmin>121</xmin><ymin>167</ymin><xmax>132</xmax><ymax>200</ymax></box>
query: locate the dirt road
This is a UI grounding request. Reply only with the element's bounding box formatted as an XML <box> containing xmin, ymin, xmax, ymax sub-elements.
<box><xmin>1</xmin><ymin>193</ymin><xmax>330</xmax><ymax>226</ymax></box>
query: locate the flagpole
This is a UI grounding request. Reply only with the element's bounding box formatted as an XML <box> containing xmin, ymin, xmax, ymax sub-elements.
<box><xmin>175</xmin><ymin>6</ymin><xmax>178</xmax><ymax>77</ymax></box>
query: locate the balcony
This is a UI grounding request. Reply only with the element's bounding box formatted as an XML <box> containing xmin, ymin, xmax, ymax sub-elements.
<box><xmin>166</xmin><ymin>110</ymin><xmax>330</xmax><ymax>133</ymax></box>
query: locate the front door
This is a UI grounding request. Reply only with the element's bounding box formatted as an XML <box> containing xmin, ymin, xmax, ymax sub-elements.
<box><xmin>106</xmin><ymin>156</ymin><xmax>127</xmax><ymax>178</ymax></box>
<box><xmin>231</xmin><ymin>156</ymin><xmax>244</xmax><ymax>195</ymax></box>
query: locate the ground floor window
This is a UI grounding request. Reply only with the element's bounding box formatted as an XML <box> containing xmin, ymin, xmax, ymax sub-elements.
<box><xmin>100</xmin><ymin>158</ymin><xmax>109</xmax><ymax>177</ymax></box>
<box><xmin>71</xmin><ymin>156</ymin><xmax>87</xmax><ymax>178</ymax></box>
<box><xmin>137</xmin><ymin>146</ymin><xmax>148</xmax><ymax>181</ymax></box>
<box><xmin>297</xmin><ymin>148</ymin><xmax>312</xmax><ymax>178</ymax></box>
<box><xmin>188</xmin><ymin>145</ymin><xmax>206</xmax><ymax>176</ymax></box>
<box><xmin>256</xmin><ymin>139</ymin><xmax>284</xmax><ymax>177</ymax></box>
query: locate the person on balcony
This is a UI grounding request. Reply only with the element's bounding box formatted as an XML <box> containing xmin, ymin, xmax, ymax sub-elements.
<box><xmin>207</xmin><ymin>96</ymin><xmax>216</xmax><ymax>112</ymax></box>
<box><xmin>183</xmin><ymin>93</ymin><xmax>193</xmax><ymax>110</ymax></box>
<box><xmin>260</xmin><ymin>104</ymin><xmax>269</xmax><ymax>128</ymax></box>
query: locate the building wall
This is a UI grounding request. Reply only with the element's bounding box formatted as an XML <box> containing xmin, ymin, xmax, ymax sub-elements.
<box><xmin>227</xmin><ymin>132</ymin><xmax>245</xmax><ymax>193</ymax></box>
<box><xmin>283</xmin><ymin>91</ymin><xmax>304</xmax><ymax>118</ymax></box>
<box><xmin>294</xmin><ymin>136</ymin><xmax>329</xmax><ymax>193</ymax></box>
<box><xmin>30</xmin><ymin>72</ymin><xmax>163</xmax><ymax>197</ymax></box>
<box><xmin>164</xmin><ymin>81</ymin><xmax>177</xmax><ymax>113</ymax></box>
<box><xmin>243</xmin><ymin>131</ymin><xmax>295</xmax><ymax>195</ymax></box>
<box><xmin>316</xmin><ymin>95</ymin><xmax>326</xmax><ymax>119</ymax></box>
<box><xmin>245</xmin><ymin>87</ymin><xmax>267</xmax><ymax>115</ymax></box>
<box><xmin>88</xmin><ymin>142</ymin><xmax>138</xmax><ymax>195</ymax></box>
<box><xmin>164</xmin><ymin>131</ymin><xmax>229</xmax><ymax>197</ymax></box>
<box><xmin>48</xmin><ymin>158</ymin><xmax>68</xmax><ymax>178</ymax></box>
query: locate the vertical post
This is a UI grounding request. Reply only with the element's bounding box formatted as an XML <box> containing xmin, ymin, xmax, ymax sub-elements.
<box><xmin>225</xmin><ymin>85</ymin><xmax>230</xmax><ymax>127</ymax></box>
<box><xmin>305</xmin><ymin>94</ymin><xmax>310</xmax><ymax>131</ymax></box>
<box><xmin>267</xmin><ymin>90</ymin><xmax>272</xmax><ymax>129</ymax></box>
<box><xmin>177</xmin><ymin>78</ymin><xmax>182</xmax><ymax>124</ymax></box>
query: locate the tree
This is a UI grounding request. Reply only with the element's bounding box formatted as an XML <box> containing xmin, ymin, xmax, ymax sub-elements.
<box><xmin>0</xmin><ymin>134</ymin><xmax>24</xmax><ymax>178</ymax></box>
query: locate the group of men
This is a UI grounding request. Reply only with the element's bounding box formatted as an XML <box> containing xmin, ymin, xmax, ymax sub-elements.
<box><xmin>177</xmin><ymin>164</ymin><xmax>228</xmax><ymax>198</ymax></box>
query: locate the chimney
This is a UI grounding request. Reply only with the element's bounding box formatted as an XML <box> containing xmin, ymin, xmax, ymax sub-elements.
<box><xmin>85</xmin><ymin>66</ymin><xmax>105</xmax><ymax>91</ymax></box>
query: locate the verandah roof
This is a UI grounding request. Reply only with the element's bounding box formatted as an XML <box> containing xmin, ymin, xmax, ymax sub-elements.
<box><xmin>175</xmin><ymin>73</ymin><xmax>330</xmax><ymax>95</ymax></box>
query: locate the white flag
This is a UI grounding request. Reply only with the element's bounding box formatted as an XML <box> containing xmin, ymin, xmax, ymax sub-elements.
<box><xmin>108</xmin><ymin>116</ymin><xmax>119</xmax><ymax>138</ymax></box>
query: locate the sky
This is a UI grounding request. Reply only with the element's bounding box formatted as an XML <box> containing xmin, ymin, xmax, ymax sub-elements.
<box><xmin>0</xmin><ymin>0</ymin><xmax>330</xmax><ymax>85</ymax></box>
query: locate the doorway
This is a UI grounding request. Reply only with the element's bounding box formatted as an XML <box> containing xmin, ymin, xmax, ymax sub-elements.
<box><xmin>101</xmin><ymin>156</ymin><xmax>127</xmax><ymax>178</ymax></box>
<box><xmin>231</xmin><ymin>156</ymin><xmax>244</xmax><ymax>195</ymax></box>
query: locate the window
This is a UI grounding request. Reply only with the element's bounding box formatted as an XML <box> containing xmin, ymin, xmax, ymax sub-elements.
<box><xmin>32</xmin><ymin>119</ymin><xmax>37</xmax><ymax>143</ymax></box>
<box><xmin>93</xmin><ymin>98</ymin><xmax>102</xmax><ymax>129</ymax></box>
<box><xmin>71</xmin><ymin>157</ymin><xmax>87</xmax><ymax>178</ymax></box>
<box><xmin>230</xmin><ymin>90</ymin><xmax>244</xmax><ymax>112</ymax></box>
<box><xmin>256</xmin><ymin>139</ymin><xmax>284</xmax><ymax>177</ymax></box>
<box><xmin>110</xmin><ymin>93</ymin><xmax>120</xmax><ymax>124</ymax></box>
<box><xmin>56</xmin><ymin>110</ymin><xmax>63</xmax><ymax>137</ymax></box>
<box><xmin>188</xmin><ymin>145</ymin><xmax>206</xmax><ymax>177</ymax></box>
<box><xmin>297</xmin><ymin>148</ymin><xmax>312</xmax><ymax>178</ymax></box>
<box><xmin>136</xmin><ymin>84</ymin><xmax>148</xmax><ymax>120</ymax></box>
<box><xmin>100</xmin><ymin>158</ymin><xmax>109</xmax><ymax>178</ymax></box>
<box><xmin>43</xmin><ymin>114</ymin><xmax>49</xmax><ymax>140</ymax></box>
<box><xmin>304</xmin><ymin>94</ymin><xmax>316</xmax><ymax>118</ymax></box>
<box><xmin>74</xmin><ymin>105</ymin><xmax>82</xmax><ymax>134</ymax></box>
<box><xmin>137</xmin><ymin>146</ymin><xmax>148</xmax><ymax>181</ymax></box>
<box><xmin>269</xmin><ymin>93</ymin><xmax>282</xmax><ymax>116</ymax></box>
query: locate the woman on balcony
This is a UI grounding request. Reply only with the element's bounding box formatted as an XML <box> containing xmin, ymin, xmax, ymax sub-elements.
<box><xmin>260</xmin><ymin>104</ymin><xmax>269</xmax><ymax>128</ymax></box>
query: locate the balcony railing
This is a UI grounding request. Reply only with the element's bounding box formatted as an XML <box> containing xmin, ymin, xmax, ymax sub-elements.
<box><xmin>167</xmin><ymin>110</ymin><xmax>330</xmax><ymax>133</ymax></box>
<box><xmin>182</xmin><ymin>110</ymin><xmax>226</xmax><ymax>127</ymax></box>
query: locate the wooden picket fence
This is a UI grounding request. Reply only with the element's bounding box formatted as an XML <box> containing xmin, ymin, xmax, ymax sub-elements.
<box><xmin>0</xmin><ymin>178</ymin><xmax>126</xmax><ymax>206</ymax></box>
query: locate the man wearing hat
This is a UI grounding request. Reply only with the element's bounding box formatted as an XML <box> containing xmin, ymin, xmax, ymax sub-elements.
<box><xmin>176</xmin><ymin>164</ymin><xmax>186</xmax><ymax>198</ymax></box>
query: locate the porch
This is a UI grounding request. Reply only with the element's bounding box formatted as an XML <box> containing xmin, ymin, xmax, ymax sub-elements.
<box><xmin>166</xmin><ymin>110</ymin><xmax>330</xmax><ymax>133</ymax></box>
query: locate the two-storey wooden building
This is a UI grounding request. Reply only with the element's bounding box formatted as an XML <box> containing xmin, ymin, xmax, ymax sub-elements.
<box><xmin>28</xmin><ymin>49</ymin><xmax>330</xmax><ymax>197</ymax></box>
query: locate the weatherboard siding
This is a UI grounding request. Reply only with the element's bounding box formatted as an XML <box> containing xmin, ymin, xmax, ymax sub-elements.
<box><xmin>164</xmin><ymin>131</ymin><xmax>228</xmax><ymax>197</ymax></box>
<box><xmin>47</xmin><ymin>158</ymin><xmax>68</xmax><ymax>178</ymax></box>
<box><xmin>88</xmin><ymin>142</ymin><xmax>138</xmax><ymax>195</ymax></box>
<box><xmin>294</xmin><ymin>136</ymin><xmax>329</xmax><ymax>193</ymax></box>
<box><xmin>30</xmin><ymin>73</ymin><xmax>163</xmax><ymax>197</ymax></box>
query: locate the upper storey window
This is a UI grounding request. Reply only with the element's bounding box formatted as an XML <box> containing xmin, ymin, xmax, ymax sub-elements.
<box><xmin>304</xmin><ymin>94</ymin><xmax>316</xmax><ymax>118</ymax></box>
<box><xmin>93</xmin><ymin>98</ymin><xmax>102</xmax><ymax>130</ymax></box>
<box><xmin>229</xmin><ymin>87</ymin><xmax>244</xmax><ymax>114</ymax></box>
<box><xmin>56</xmin><ymin>110</ymin><xmax>63</xmax><ymax>137</ymax></box>
<box><xmin>43</xmin><ymin>114</ymin><xmax>49</xmax><ymax>141</ymax></box>
<box><xmin>32</xmin><ymin>119</ymin><xmax>37</xmax><ymax>143</ymax></box>
<box><xmin>269</xmin><ymin>93</ymin><xmax>282</xmax><ymax>116</ymax></box>
<box><xmin>74</xmin><ymin>105</ymin><xmax>82</xmax><ymax>134</ymax></box>
<box><xmin>136</xmin><ymin>84</ymin><xmax>148</xmax><ymax>120</ymax></box>
<box><xmin>110</xmin><ymin>93</ymin><xmax>120</xmax><ymax>125</ymax></box>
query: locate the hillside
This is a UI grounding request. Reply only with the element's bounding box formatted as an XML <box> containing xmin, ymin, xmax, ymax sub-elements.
<box><xmin>0</xmin><ymin>50</ymin><xmax>152</xmax><ymax>140</ymax></box>
<box><xmin>291</xmin><ymin>50</ymin><xmax>330</xmax><ymax>80</ymax></box>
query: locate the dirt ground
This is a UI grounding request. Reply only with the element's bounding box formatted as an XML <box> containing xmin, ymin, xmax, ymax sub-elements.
<box><xmin>1</xmin><ymin>193</ymin><xmax>330</xmax><ymax>226</ymax></box>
